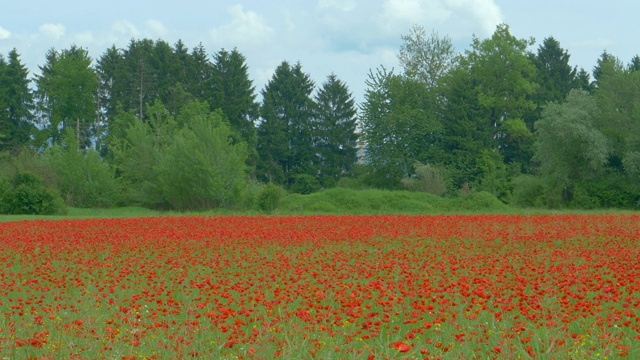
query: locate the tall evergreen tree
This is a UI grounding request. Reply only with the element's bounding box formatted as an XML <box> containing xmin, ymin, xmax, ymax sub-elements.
<box><xmin>210</xmin><ymin>48</ymin><xmax>259</xmax><ymax>169</ymax></box>
<box><xmin>34</xmin><ymin>46</ymin><xmax>98</xmax><ymax>150</ymax></box>
<box><xmin>575</xmin><ymin>68</ymin><xmax>596</xmax><ymax>93</ymax></box>
<box><xmin>313</xmin><ymin>73</ymin><xmax>358</xmax><ymax>185</ymax></box>
<box><xmin>530</xmin><ymin>37</ymin><xmax>577</xmax><ymax>107</ymax></box>
<box><xmin>257</xmin><ymin>61</ymin><xmax>315</xmax><ymax>185</ymax></box>
<box><xmin>628</xmin><ymin>55</ymin><xmax>640</xmax><ymax>72</ymax></box>
<box><xmin>0</xmin><ymin>49</ymin><xmax>34</xmax><ymax>152</ymax></box>
<box><xmin>188</xmin><ymin>44</ymin><xmax>213</xmax><ymax>100</ymax></box>
<box><xmin>95</xmin><ymin>45</ymin><xmax>124</xmax><ymax>153</ymax></box>
<box><xmin>592</xmin><ymin>51</ymin><xmax>624</xmax><ymax>88</ymax></box>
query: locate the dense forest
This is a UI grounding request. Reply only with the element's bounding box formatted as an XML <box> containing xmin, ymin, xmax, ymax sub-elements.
<box><xmin>1</xmin><ymin>23</ymin><xmax>639</xmax><ymax>214</ymax></box>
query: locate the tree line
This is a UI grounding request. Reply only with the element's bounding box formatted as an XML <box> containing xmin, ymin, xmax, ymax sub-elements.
<box><xmin>1</xmin><ymin>23</ymin><xmax>639</xmax><ymax>213</ymax></box>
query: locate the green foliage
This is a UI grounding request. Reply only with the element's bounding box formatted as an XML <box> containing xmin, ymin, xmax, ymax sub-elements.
<box><xmin>210</xmin><ymin>48</ymin><xmax>259</xmax><ymax>163</ymax></box>
<box><xmin>46</xmin><ymin>129</ymin><xmax>120</xmax><ymax>208</ymax></box>
<box><xmin>528</xmin><ymin>36</ymin><xmax>578</xmax><ymax>123</ymax></box>
<box><xmin>114</xmin><ymin>101</ymin><xmax>176</xmax><ymax>208</ymax></box>
<box><xmin>510</xmin><ymin>175</ymin><xmax>546</xmax><ymax>208</ymax></box>
<box><xmin>401</xmin><ymin>162</ymin><xmax>447</xmax><ymax>196</ymax></box>
<box><xmin>466</xmin><ymin>23</ymin><xmax>538</xmax><ymax>167</ymax></box>
<box><xmin>0</xmin><ymin>172</ymin><xmax>66</xmax><ymax>215</ymax></box>
<box><xmin>257</xmin><ymin>61</ymin><xmax>315</xmax><ymax>184</ymax></box>
<box><xmin>158</xmin><ymin>102</ymin><xmax>247</xmax><ymax>210</ymax></box>
<box><xmin>288</xmin><ymin>173</ymin><xmax>321</xmax><ymax>194</ymax></box>
<box><xmin>361</xmin><ymin>68</ymin><xmax>442</xmax><ymax>187</ymax></box>
<box><xmin>257</xmin><ymin>183</ymin><xmax>285</xmax><ymax>213</ymax></box>
<box><xmin>398</xmin><ymin>24</ymin><xmax>456</xmax><ymax>88</ymax></box>
<box><xmin>534</xmin><ymin>89</ymin><xmax>609</xmax><ymax>201</ymax></box>
<box><xmin>0</xmin><ymin>49</ymin><xmax>34</xmax><ymax>152</ymax></box>
<box><xmin>34</xmin><ymin>46</ymin><xmax>98</xmax><ymax>148</ymax></box>
<box><xmin>314</xmin><ymin>73</ymin><xmax>358</xmax><ymax>184</ymax></box>
<box><xmin>584</xmin><ymin>173</ymin><xmax>639</xmax><ymax>208</ymax></box>
<box><xmin>278</xmin><ymin>187</ymin><xmax>510</xmax><ymax>214</ymax></box>
<box><xmin>475</xmin><ymin>149</ymin><xmax>510</xmax><ymax>202</ymax></box>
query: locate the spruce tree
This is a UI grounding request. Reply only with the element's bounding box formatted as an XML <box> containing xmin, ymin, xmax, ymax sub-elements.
<box><xmin>257</xmin><ymin>61</ymin><xmax>315</xmax><ymax>186</ymax></box>
<box><xmin>314</xmin><ymin>73</ymin><xmax>358</xmax><ymax>186</ymax></box>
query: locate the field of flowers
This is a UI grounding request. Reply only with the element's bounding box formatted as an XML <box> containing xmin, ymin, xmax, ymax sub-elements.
<box><xmin>1</xmin><ymin>214</ymin><xmax>640</xmax><ymax>359</ymax></box>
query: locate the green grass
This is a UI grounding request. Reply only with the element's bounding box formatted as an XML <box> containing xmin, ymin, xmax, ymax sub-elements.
<box><xmin>277</xmin><ymin>188</ymin><xmax>512</xmax><ymax>215</ymax></box>
<box><xmin>1</xmin><ymin>188</ymin><xmax>635</xmax><ymax>222</ymax></box>
<box><xmin>0</xmin><ymin>206</ymin><xmax>162</xmax><ymax>222</ymax></box>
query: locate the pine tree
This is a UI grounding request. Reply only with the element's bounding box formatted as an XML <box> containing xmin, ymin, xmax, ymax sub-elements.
<box><xmin>210</xmin><ymin>48</ymin><xmax>259</xmax><ymax>169</ymax></box>
<box><xmin>1</xmin><ymin>50</ymin><xmax>35</xmax><ymax>152</ymax></box>
<box><xmin>314</xmin><ymin>73</ymin><xmax>358</xmax><ymax>185</ymax></box>
<box><xmin>257</xmin><ymin>61</ymin><xmax>315</xmax><ymax>185</ymax></box>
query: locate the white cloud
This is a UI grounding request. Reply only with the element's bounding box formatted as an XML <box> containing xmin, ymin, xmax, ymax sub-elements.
<box><xmin>74</xmin><ymin>31</ymin><xmax>95</xmax><ymax>44</ymax></box>
<box><xmin>145</xmin><ymin>19</ymin><xmax>169</xmax><ymax>37</ymax></box>
<box><xmin>373</xmin><ymin>0</ymin><xmax>502</xmax><ymax>39</ymax></box>
<box><xmin>39</xmin><ymin>23</ymin><xmax>65</xmax><ymax>39</ymax></box>
<box><xmin>444</xmin><ymin>0</ymin><xmax>503</xmax><ymax>36</ymax></box>
<box><xmin>111</xmin><ymin>20</ymin><xmax>140</xmax><ymax>37</ymax></box>
<box><xmin>210</xmin><ymin>4</ymin><xmax>274</xmax><ymax>47</ymax></box>
<box><xmin>378</xmin><ymin>0</ymin><xmax>451</xmax><ymax>34</ymax></box>
<box><xmin>0</xmin><ymin>26</ymin><xmax>11</xmax><ymax>39</ymax></box>
<box><xmin>317</xmin><ymin>0</ymin><xmax>357</xmax><ymax>12</ymax></box>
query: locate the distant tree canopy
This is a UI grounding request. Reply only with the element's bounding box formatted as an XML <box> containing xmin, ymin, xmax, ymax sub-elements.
<box><xmin>1</xmin><ymin>22</ymin><xmax>640</xmax><ymax>212</ymax></box>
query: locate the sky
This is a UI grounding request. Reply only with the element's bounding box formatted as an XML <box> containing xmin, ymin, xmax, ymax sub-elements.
<box><xmin>1</xmin><ymin>0</ymin><xmax>639</xmax><ymax>103</ymax></box>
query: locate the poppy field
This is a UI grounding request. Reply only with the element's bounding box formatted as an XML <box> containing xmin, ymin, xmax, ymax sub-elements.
<box><xmin>1</xmin><ymin>214</ymin><xmax>640</xmax><ymax>359</ymax></box>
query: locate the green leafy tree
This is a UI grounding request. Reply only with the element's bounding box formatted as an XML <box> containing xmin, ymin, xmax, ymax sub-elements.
<box><xmin>465</xmin><ymin>24</ymin><xmax>538</xmax><ymax>168</ymax></box>
<box><xmin>437</xmin><ymin>61</ymin><xmax>488</xmax><ymax>188</ymax></box>
<box><xmin>397</xmin><ymin>24</ymin><xmax>456</xmax><ymax>88</ymax></box>
<box><xmin>257</xmin><ymin>61</ymin><xmax>315</xmax><ymax>186</ymax></box>
<box><xmin>46</xmin><ymin>129</ymin><xmax>120</xmax><ymax>208</ymax></box>
<box><xmin>313</xmin><ymin>73</ymin><xmax>358</xmax><ymax>186</ymax></box>
<box><xmin>34</xmin><ymin>46</ymin><xmax>98</xmax><ymax>149</ymax></box>
<box><xmin>593</xmin><ymin>55</ymin><xmax>640</xmax><ymax>205</ymax></box>
<box><xmin>113</xmin><ymin>100</ymin><xmax>176</xmax><ymax>208</ymax></box>
<box><xmin>534</xmin><ymin>89</ymin><xmax>609</xmax><ymax>203</ymax></box>
<box><xmin>0</xmin><ymin>49</ymin><xmax>34</xmax><ymax>152</ymax></box>
<box><xmin>158</xmin><ymin>101</ymin><xmax>247</xmax><ymax>210</ymax></box>
<box><xmin>360</xmin><ymin>67</ymin><xmax>441</xmax><ymax>188</ymax></box>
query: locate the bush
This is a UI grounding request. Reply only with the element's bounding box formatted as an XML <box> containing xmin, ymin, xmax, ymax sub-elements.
<box><xmin>0</xmin><ymin>172</ymin><xmax>66</xmax><ymax>215</ymax></box>
<box><xmin>47</xmin><ymin>130</ymin><xmax>121</xmax><ymax>208</ymax></box>
<box><xmin>288</xmin><ymin>174</ymin><xmax>320</xmax><ymax>194</ymax></box>
<box><xmin>401</xmin><ymin>162</ymin><xmax>447</xmax><ymax>196</ymax></box>
<box><xmin>258</xmin><ymin>183</ymin><xmax>284</xmax><ymax>213</ymax></box>
<box><xmin>510</xmin><ymin>175</ymin><xmax>545</xmax><ymax>208</ymax></box>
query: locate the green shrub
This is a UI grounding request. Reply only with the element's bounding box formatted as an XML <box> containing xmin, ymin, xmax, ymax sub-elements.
<box><xmin>258</xmin><ymin>183</ymin><xmax>284</xmax><ymax>213</ymax></box>
<box><xmin>0</xmin><ymin>173</ymin><xmax>66</xmax><ymax>215</ymax></box>
<box><xmin>511</xmin><ymin>175</ymin><xmax>545</xmax><ymax>208</ymax></box>
<box><xmin>401</xmin><ymin>162</ymin><xmax>448</xmax><ymax>196</ymax></box>
<box><xmin>46</xmin><ymin>131</ymin><xmax>120</xmax><ymax>208</ymax></box>
<box><xmin>288</xmin><ymin>174</ymin><xmax>321</xmax><ymax>194</ymax></box>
